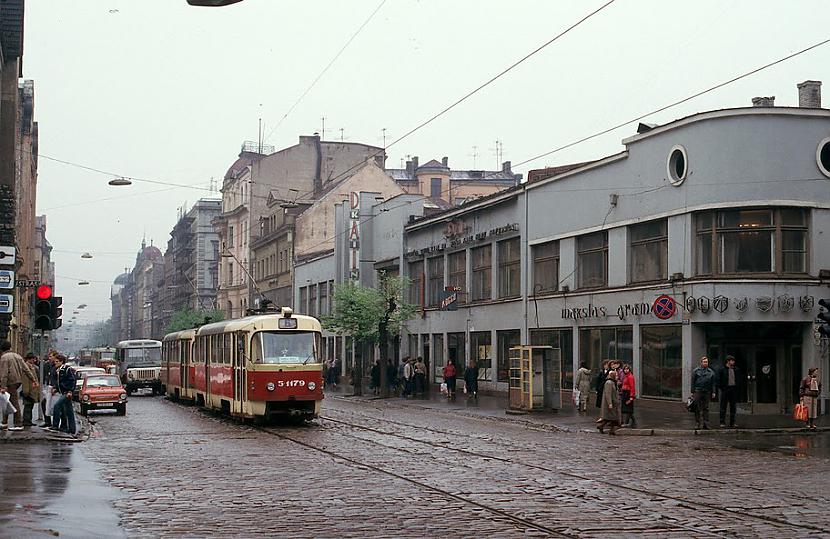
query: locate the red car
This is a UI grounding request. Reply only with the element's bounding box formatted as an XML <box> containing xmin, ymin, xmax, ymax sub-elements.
<box><xmin>79</xmin><ymin>374</ymin><xmax>128</xmax><ymax>416</ymax></box>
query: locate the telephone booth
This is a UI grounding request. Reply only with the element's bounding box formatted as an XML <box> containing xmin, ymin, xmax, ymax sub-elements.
<box><xmin>508</xmin><ymin>345</ymin><xmax>562</xmax><ymax>412</ymax></box>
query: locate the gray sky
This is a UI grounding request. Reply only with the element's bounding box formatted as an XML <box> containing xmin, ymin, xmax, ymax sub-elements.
<box><xmin>23</xmin><ymin>0</ymin><xmax>830</xmax><ymax>324</ymax></box>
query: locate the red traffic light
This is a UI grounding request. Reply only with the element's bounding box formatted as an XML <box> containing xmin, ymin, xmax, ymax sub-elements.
<box><xmin>36</xmin><ymin>285</ymin><xmax>53</xmax><ymax>300</ymax></box>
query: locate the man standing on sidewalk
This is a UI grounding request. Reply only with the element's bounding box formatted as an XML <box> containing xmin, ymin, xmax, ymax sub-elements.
<box><xmin>691</xmin><ymin>356</ymin><xmax>716</xmax><ymax>430</ymax></box>
<box><xmin>717</xmin><ymin>355</ymin><xmax>740</xmax><ymax>429</ymax></box>
<box><xmin>50</xmin><ymin>354</ymin><xmax>77</xmax><ymax>436</ymax></box>
<box><xmin>0</xmin><ymin>340</ymin><xmax>31</xmax><ymax>431</ymax></box>
<box><xmin>20</xmin><ymin>353</ymin><xmax>40</xmax><ymax>427</ymax></box>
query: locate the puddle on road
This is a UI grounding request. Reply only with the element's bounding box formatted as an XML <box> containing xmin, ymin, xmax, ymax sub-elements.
<box><xmin>723</xmin><ymin>432</ymin><xmax>830</xmax><ymax>459</ymax></box>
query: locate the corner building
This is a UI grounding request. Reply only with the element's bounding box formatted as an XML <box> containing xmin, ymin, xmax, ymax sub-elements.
<box><xmin>403</xmin><ymin>102</ymin><xmax>830</xmax><ymax>416</ymax></box>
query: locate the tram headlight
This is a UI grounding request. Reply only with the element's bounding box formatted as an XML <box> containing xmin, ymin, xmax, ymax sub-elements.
<box><xmin>266</xmin><ymin>382</ymin><xmax>276</xmax><ymax>392</ymax></box>
<box><xmin>307</xmin><ymin>382</ymin><xmax>316</xmax><ymax>391</ymax></box>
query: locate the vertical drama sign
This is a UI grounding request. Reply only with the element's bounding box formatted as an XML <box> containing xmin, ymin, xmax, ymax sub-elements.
<box><xmin>348</xmin><ymin>192</ymin><xmax>360</xmax><ymax>281</ymax></box>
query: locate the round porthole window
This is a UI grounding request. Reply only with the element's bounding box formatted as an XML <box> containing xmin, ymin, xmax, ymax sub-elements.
<box><xmin>667</xmin><ymin>145</ymin><xmax>688</xmax><ymax>186</ymax></box>
<box><xmin>816</xmin><ymin>137</ymin><xmax>830</xmax><ymax>178</ymax></box>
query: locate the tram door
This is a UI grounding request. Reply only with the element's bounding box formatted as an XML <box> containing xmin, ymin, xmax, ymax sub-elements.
<box><xmin>233</xmin><ymin>331</ymin><xmax>246</xmax><ymax>415</ymax></box>
<box><xmin>180</xmin><ymin>342</ymin><xmax>188</xmax><ymax>397</ymax></box>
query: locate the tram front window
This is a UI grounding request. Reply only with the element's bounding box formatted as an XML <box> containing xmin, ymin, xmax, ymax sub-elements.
<box><xmin>254</xmin><ymin>331</ymin><xmax>317</xmax><ymax>364</ymax></box>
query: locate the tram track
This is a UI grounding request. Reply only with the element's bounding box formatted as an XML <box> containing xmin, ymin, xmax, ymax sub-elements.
<box><xmin>316</xmin><ymin>409</ymin><xmax>826</xmax><ymax>537</ymax></box>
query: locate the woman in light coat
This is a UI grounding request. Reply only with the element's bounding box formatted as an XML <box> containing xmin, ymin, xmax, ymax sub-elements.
<box><xmin>598</xmin><ymin>370</ymin><xmax>622</xmax><ymax>435</ymax></box>
<box><xmin>800</xmin><ymin>367</ymin><xmax>821</xmax><ymax>431</ymax></box>
<box><xmin>574</xmin><ymin>362</ymin><xmax>591</xmax><ymax>413</ymax></box>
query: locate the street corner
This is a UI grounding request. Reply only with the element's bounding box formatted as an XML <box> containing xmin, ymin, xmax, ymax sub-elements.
<box><xmin>0</xmin><ymin>417</ymin><xmax>90</xmax><ymax>444</ymax></box>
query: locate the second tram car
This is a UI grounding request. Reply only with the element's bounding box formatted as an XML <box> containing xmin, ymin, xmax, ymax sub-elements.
<box><xmin>161</xmin><ymin>308</ymin><xmax>324</xmax><ymax>421</ymax></box>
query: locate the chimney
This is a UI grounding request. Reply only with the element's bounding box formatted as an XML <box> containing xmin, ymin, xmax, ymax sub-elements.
<box><xmin>405</xmin><ymin>160</ymin><xmax>413</xmax><ymax>175</ymax></box>
<box><xmin>751</xmin><ymin>96</ymin><xmax>775</xmax><ymax>107</ymax></box>
<box><xmin>502</xmin><ymin>160</ymin><xmax>511</xmax><ymax>173</ymax></box>
<box><xmin>797</xmin><ymin>80</ymin><xmax>822</xmax><ymax>108</ymax></box>
<box><xmin>441</xmin><ymin>156</ymin><xmax>448</xmax><ymax>167</ymax></box>
<box><xmin>412</xmin><ymin>156</ymin><xmax>419</xmax><ymax>170</ymax></box>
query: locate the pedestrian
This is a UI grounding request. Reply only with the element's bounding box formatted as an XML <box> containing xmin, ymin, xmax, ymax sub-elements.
<box><xmin>594</xmin><ymin>360</ymin><xmax>610</xmax><ymax>409</ymax></box>
<box><xmin>370</xmin><ymin>360</ymin><xmax>381</xmax><ymax>395</ymax></box>
<box><xmin>610</xmin><ymin>359</ymin><xmax>623</xmax><ymax>390</ymax></box>
<box><xmin>717</xmin><ymin>355</ymin><xmax>741</xmax><ymax>428</ymax></box>
<box><xmin>329</xmin><ymin>358</ymin><xmax>340</xmax><ymax>389</ymax></box>
<box><xmin>799</xmin><ymin>367</ymin><xmax>822</xmax><ymax>431</ymax></box>
<box><xmin>574</xmin><ymin>362</ymin><xmax>591</xmax><ymax>413</ymax></box>
<box><xmin>463</xmin><ymin>360</ymin><xmax>478</xmax><ymax>399</ymax></box>
<box><xmin>691</xmin><ymin>356</ymin><xmax>716</xmax><ymax>430</ymax></box>
<box><xmin>402</xmin><ymin>357</ymin><xmax>414</xmax><ymax>397</ymax></box>
<box><xmin>50</xmin><ymin>354</ymin><xmax>77</xmax><ymax>436</ymax></box>
<box><xmin>620</xmin><ymin>363</ymin><xmax>636</xmax><ymax>428</ymax></box>
<box><xmin>386</xmin><ymin>358</ymin><xmax>397</xmax><ymax>394</ymax></box>
<box><xmin>21</xmin><ymin>353</ymin><xmax>40</xmax><ymax>427</ymax></box>
<box><xmin>442</xmin><ymin>360</ymin><xmax>457</xmax><ymax>400</ymax></box>
<box><xmin>597</xmin><ymin>370</ymin><xmax>621</xmax><ymax>435</ymax></box>
<box><xmin>0</xmin><ymin>340</ymin><xmax>29</xmax><ymax>431</ymax></box>
<box><xmin>414</xmin><ymin>357</ymin><xmax>427</xmax><ymax>396</ymax></box>
<box><xmin>39</xmin><ymin>351</ymin><xmax>58</xmax><ymax>428</ymax></box>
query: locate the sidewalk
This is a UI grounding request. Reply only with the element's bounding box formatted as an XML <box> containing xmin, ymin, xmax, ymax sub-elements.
<box><xmin>327</xmin><ymin>384</ymin><xmax>828</xmax><ymax>436</ymax></box>
<box><xmin>1</xmin><ymin>416</ymin><xmax>89</xmax><ymax>443</ymax></box>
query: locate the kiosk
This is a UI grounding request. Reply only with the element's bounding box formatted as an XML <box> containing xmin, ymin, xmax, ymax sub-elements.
<box><xmin>508</xmin><ymin>345</ymin><xmax>562</xmax><ymax>412</ymax></box>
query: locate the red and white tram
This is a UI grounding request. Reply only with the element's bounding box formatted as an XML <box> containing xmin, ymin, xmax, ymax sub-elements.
<box><xmin>161</xmin><ymin>308</ymin><xmax>324</xmax><ymax>421</ymax></box>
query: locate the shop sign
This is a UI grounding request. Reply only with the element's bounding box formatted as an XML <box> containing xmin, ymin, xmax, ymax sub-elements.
<box><xmin>348</xmin><ymin>192</ymin><xmax>360</xmax><ymax>281</ymax></box>
<box><xmin>686</xmin><ymin>294</ymin><xmax>815</xmax><ymax>315</ymax></box>
<box><xmin>406</xmin><ymin>222</ymin><xmax>520</xmax><ymax>257</ymax></box>
<box><xmin>561</xmin><ymin>304</ymin><xmax>608</xmax><ymax>320</ymax></box>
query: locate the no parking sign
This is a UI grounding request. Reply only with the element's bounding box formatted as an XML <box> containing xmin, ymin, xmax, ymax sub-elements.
<box><xmin>652</xmin><ymin>295</ymin><xmax>676</xmax><ymax>320</ymax></box>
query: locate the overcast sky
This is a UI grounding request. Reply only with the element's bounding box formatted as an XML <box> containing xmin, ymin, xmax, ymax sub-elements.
<box><xmin>23</xmin><ymin>0</ymin><xmax>830</xmax><ymax>325</ymax></box>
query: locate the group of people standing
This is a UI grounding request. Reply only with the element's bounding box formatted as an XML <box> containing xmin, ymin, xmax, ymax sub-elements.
<box><xmin>585</xmin><ymin>360</ymin><xmax>637</xmax><ymax>435</ymax></box>
<box><xmin>0</xmin><ymin>342</ymin><xmax>78</xmax><ymax>437</ymax></box>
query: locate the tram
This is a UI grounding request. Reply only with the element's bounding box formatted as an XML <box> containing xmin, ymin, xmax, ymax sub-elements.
<box><xmin>161</xmin><ymin>307</ymin><xmax>324</xmax><ymax>422</ymax></box>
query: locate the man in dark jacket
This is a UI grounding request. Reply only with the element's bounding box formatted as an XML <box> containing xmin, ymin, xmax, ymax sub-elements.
<box><xmin>717</xmin><ymin>355</ymin><xmax>741</xmax><ymax>428</ymax></box>
<box><xmin>50</xmin><ymin>355</ymin><xmax>77</xmax><ymax>436</ymax></box>
<box><xmin>691</xmin><ymin>356</ymin><xmax>716</xmax><ymax>430</ymax></box>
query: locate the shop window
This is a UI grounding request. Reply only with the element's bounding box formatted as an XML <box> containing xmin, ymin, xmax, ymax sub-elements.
<box><xmin>433</xmin><ymin>334</ymin><xmax>445</xmax><ymax>379</ymax></box>
<box><xmin>428</xmin><ymin>256</ymin><xmax>444</xmax><ymax>307</ymax></box>
<box><xmin>641</xmin><ymin>325</ymin><xmax>683</xmax><ymax>399</ymax></box>
<box><xmin>695</xmin><ymin>207</ymin><xmax>808</xmax><ymax>276</ymax></box>
<box><xmin>532</xmin><ymin>241</ymin><xmax>559</xmax><ymax>294</ymax></box>
<box><xmin>408</xmin><ymin>260</ymin><xmax>424</xmax><ymax>306</ymax></box>
<box><xmin>578</xmin><ymin>327</ymin><xmax>632</xmax><ymax>376</ymax></box>
<box><xmin>298</xmin><ymin>286</ymin><xmax>307</xmax><ymax>315</ymax></box>
<box><xmin>469</xmin><ymin>331</ymin><xmax>491</xmax><ymax>381</ymax></box>
<box><xmin>448</xmin><ymin>332</ymin><xmax>467</xmax><ymax>375</ymax></box>
<box><xmin>577</xmin><ymin>231</ymin><xmax>607</xmax><ymax>289</ymax></box>
<box><xmin>471</xmin><ymin>245</ymin><xmax>492</xmax><ymax>301</ymax></box>
<box><xmin>497</xmin><ymin>329</ymin><xmax>521</xmax><ymax>383</ymax></box>
<box><xmin>529</xmin><ymin>328</ymin><xmax>573</xmax><ymax>388</ymax></box>
<box><xmin>629</xmin><ymin>219</ymin><xmax>668</xmax><ymax>283</ymax></box>
<box><xmin>447</xmin><ymin>251</ymin><xmax>466</xmax><ymax>304</ymax></box>
<box><xmin>498</xmin><ymin>238</ymin><xmax>521</xmax><ymax>298</ymax></box>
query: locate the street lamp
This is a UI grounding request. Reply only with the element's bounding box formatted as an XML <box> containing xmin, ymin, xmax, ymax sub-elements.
<box><xmin>186</xmin><ymin>0</ymin><xmax>243</xmax><ymax>5</ymax></box>
<box><xmin>81</xmin><ymin>252</ymin><xmax>93</xmax><ymax>259</ymax></box>
<box><xmin>108</xmin><ymin>177</ymin><xmax>132</xmax><ymax>186</ymax></box>
<box><xmin>78</xmin><ymin>280</ymin><xmax>90</xmax><ymax>286</ymax></box>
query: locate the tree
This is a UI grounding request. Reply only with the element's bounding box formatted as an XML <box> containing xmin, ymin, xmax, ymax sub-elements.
<box><xmin>166</xmin><ymin>307</ymin><xmax>226</xmax><ymax>333</ymax></box>
<box><xmin>322</xmin><ymin>275</ymin><xmax>416</xmax><ymax>396</ymax></box>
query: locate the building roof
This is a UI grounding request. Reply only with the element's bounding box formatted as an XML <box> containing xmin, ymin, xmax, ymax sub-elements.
<box><xmin>224</xmin><ymin>151</ymin><xmax>267</xmax><ymax>180</ymax></box>
<box><xmin>113</xmin><ymin>273</ymin><xmax>130</xmax><ymax>285</ymax></box>
<box><xmin>386</xmin><ymin>168</ymin><xmax>519</xmax><ymax>182</ymax></box>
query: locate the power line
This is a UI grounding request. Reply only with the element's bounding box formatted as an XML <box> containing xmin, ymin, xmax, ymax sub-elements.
<box><xmin>263</xmin><ymin>0</ymin><xmax>388</xmax><ymax>143</ymax></box>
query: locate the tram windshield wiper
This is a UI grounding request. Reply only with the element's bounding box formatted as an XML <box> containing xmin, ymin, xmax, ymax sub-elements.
<box><xmin>302</xmin><ymin>352</ymin><xmax>316</xmax><ymax>365</ymax></box>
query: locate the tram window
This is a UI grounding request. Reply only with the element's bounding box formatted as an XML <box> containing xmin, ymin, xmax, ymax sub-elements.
<box><xmin>252</xmin><ymin>331</ymin><xmax>317</xmax><ymax>364</ymax></box>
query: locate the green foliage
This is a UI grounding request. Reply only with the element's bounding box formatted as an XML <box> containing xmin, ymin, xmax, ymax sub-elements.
<box><xmin>322</xmin><ymin>275</ymin><xmax>416</xmax><ymax>344</ymax></box>
<box><xmin>166</xmin><ymin>307</ymin><xmax>226</xmax><ymax>333</ymax></box>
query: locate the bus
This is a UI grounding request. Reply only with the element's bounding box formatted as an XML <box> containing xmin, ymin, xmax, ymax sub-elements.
<box><xmin>115</xmin><ymin>339</ymin><xmax>163</xmax><ymax>395</ymax></box>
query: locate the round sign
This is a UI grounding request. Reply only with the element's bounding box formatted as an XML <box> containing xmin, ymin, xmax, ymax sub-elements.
<box><xmin>36</xmin><ymin>285</ymin><xmax>53</xmax><ymax>300</ymax></box>
<box><xmin>653</xmin><ymin>295</ymin><xmax>676</xmax><ymax>320</ymax></box>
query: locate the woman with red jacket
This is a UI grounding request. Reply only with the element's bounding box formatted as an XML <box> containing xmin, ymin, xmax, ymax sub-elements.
<box><xmin>442</xmin><ymin>361</ymin><xmax>457</xmax><ymax>400</ymax></box>
<box><xmin>620</xmin><ymin>363</ymin><xmax>637</xmax><ymax>428</ymax></box>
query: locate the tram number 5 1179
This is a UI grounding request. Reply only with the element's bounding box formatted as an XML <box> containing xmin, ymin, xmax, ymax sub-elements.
<box><xmin>277</xmin><ymin>380</ymin><xmax>306</xmax><ymax>388</ymax></box>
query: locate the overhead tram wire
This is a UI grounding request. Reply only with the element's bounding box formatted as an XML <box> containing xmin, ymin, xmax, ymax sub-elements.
<box><xmin>263</xmin><ymin>0</ymin><xmax>389</xmax><ymax>143</ymax></box>
<box><xmin>291</xmin><ymin>35</ymin><xmax>830</xmax><ymax>260</ymax></box>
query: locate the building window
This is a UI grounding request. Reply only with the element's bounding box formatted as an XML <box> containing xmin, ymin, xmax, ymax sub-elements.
<box><xmin>430</xmin><ymin>178</ymin><xmax>442</xmax><ymax>198</ymax></box>
<box><xmin>408</xmin><ymin>260</ymin><xmax>424</xmax><ymax>306</ymax></box>
<box><xmin>532</xmin><ymin>241</ymin><xmax>559</xmax><ymax>295</ymax></box>
<box><xmin>308</xmin><ymin>284</ymin><xmax>317</xmax><ymax>318</ymax></box>
<box><xmin>641</xmin><ymin>325</ymin><xmax>682</xmax><ymax>399</ymax></box>
<box><xmin>695</xmin><ymin>207</ymin><xmax>808</xmax><ymax>276</ymax></box>
<box><xmin>529</xmin><ymin>328</ymin><xmax>574</xmax><ymax>389</ymax></box>
<box><xmin>471</xmin><ymin>245</ymin><xmax>492</xmax><ymax>302</ymax></box>
<box><xmin>318</xmin><ymin>282</ymin><xmax>328</xmax><ymax>316</ymax></box>
<box><xmin>498</xmin><ymin>238</ymin><xmax>520</xmax><ymax>298</ymax></box>
<box><xmin>226</xmin><ymin>262</ymin><xmax>233</xmax><ymax>286</ymax></box>
<box><xmin>629</xmin><ymin>219</ymin><xmax>668</xmax><ymax>283</ymax></box>
<box><xmin>428</xmin><ymin>256</ymin><xmax>444</xmax><ymax>307</ymax></box>
<box><xmin>227</xmin><ymin>225</ymin><xmax>234</xmax><ymax>248</ymax></box>
<box><xmin>496</xmin><ymin>329</ymin><xmax>520</xmax><ymax>383</ymax></box>
<box><xmin>578</xmin><ymin>327</ymin><xmax>632</xmax><ymax>376</ymax></box>
<box><xmin>298</xmin><ymin>286</ymin><xmax>307</xmax><ymax>315</ymax></box>
<box><xmin>447</xmin><ymin>251</ymin><xmax>466</xmax><ymax>304</ymax></box>
<box><xmin>328</xmin><ymin>280</ymin><xmax>334</xmax><ymax>313</ymax></box>
<box><xmin>577</xmin><ymin>231</ymin><xmax>607</xmax><ymax>289</ymax></box>
<box><xmin>469</xmin><ymin>331</ymin><xmax>490</xmax><ymax>381</ymax></box>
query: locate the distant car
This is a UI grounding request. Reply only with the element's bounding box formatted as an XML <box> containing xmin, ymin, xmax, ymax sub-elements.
<box><xmin>78</xmin><ymin>375</ymin><xmax>128</xmax><ymax>416</ymax></box>
<box><xmin>73</xmin><ymin>367</ymin><xmax>106</xmax><ymax>399</ymax></box>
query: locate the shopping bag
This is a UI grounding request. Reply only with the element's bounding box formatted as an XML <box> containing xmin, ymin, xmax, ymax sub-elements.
<box><xmin>440</xmin><ymin>382</ymin><xmax>448</xmax><ymax>395</ymax></box>
<box><xmin>572</xmin><ymin>389</ymin><xmax>581</xmax><ymax>405</ymax></box>
<box><xmin>685</xmin><ymin>396</ymin><xmax>698</xmax><ymax>413</ymax></box>
<box><xmin>794</xmin><ymin>402</ymin><xmax>809</xmax><ymax>422</ymax></box>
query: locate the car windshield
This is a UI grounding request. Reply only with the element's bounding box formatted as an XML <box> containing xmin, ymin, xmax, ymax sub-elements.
<box><xmin>85</xmin><ymin>376</ymin><xmax>122</xmax><ymax>388</ymax></box>
<box><xmin>254</xmin><ymin>331</ymin><xmax>317</xmax><ymax>365</ymax></box>
<box><xmin>123</xmin><ymin>347</ymin><xmax>161</xmax><ymax>367</ymax></box>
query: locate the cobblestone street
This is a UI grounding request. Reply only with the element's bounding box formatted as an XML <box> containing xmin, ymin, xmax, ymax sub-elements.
<box><xmin>57</xmin><ymin>394</ymin><xmax>828</xmax><ymax>538</ymax></box>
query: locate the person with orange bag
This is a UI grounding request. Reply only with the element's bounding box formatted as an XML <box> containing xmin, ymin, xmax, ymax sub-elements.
<box><xmin>799</xmin><ymin>367</ymin><xmax>821</xmax><ymax>431</ymax></box>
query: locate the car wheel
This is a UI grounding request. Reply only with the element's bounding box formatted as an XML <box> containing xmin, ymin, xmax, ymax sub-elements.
<box><xmin>115</xmin><ymin>404</ymin><xmax>126</xmax><ymax>416</ymax></box>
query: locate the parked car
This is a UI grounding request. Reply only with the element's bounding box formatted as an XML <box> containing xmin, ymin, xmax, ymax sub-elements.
<box><xmin>73</xmin><ymin>367</ymin><xmax>106</xmax><ymax>399</ymax></box>
<box><xmin>78</xmin><ymin>374</ymin><xmax>128</xmax><ymax>416</ymax></box>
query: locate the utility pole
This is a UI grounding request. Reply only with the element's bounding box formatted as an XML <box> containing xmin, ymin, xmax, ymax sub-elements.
<box><xmin>321</xmin><ymin>116</ymin><xmax>326</xmax><ymax>140</ymax></box>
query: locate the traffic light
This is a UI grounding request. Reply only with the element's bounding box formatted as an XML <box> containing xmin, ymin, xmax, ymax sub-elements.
<box><xmin>818</xmin><ymin>298</ymin><xmax>830</xmax><ymax>338</ymax></box>
<box><xmin>34</xmin><ymin>285</ymin><xmax>53</xmax><ymax>330</ymax></box>
<box><xmin>50</xmin><ymin>296</ymin><xmax>63</xmax><ymax>330</ymax></box>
